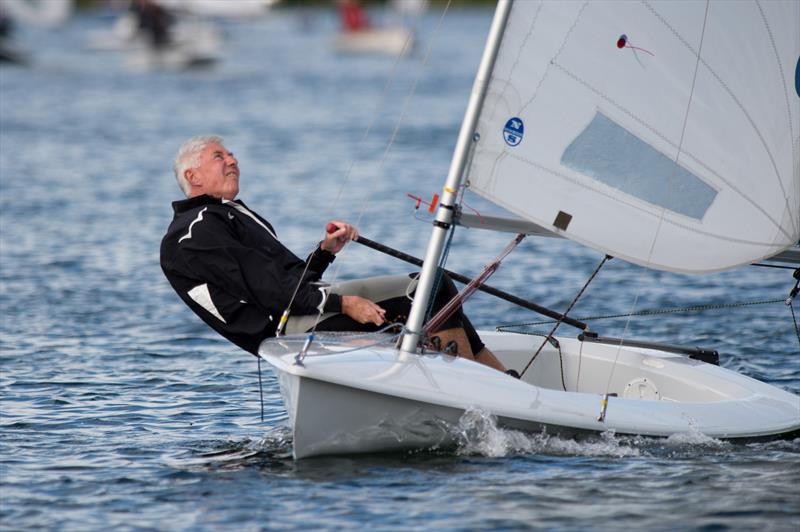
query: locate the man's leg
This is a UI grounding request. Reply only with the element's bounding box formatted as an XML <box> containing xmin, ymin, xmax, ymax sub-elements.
<box><xmin>427</xmin><ymin>275</ymin><xmax>509</xmax><ymax>373</ymax></box>
<box><xmin>473</xmin><ymin>346</ymin><xmax>507</xmax><ymax>372</ymax></box>
<box><xmin>430</xmin><ymin>327</ymin><xmax>507</xmax><ymax>372</ymax></box>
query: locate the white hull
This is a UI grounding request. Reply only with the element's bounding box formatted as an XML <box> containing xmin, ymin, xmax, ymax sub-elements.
<box><xmin>333</xmin><ymin>27</ymin><xmax>413</xmax><ymax>57</ymax></box>
<box><xmin>87</xmin><ymin>13</ymin><xmax>223</xmax><ymax>71</ymax></box>
<box><xmin>124</xmin><ymin>46</ymin><xmax>219</xmax><ymax>72</ymax></box>
<box><xmin>260</xmin><ymin>331</ymin><xmax>800</xmax><ymax>459</ymax></box>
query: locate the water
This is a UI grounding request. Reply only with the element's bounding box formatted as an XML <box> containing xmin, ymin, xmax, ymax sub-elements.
<box><xmin>1</xmin><ymin>5</ymin><xmax>799</xmax><ymax>531</ymax></box>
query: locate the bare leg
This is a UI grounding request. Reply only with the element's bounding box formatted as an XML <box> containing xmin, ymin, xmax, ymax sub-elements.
<box><xmin>431</xmin><ymin>328</ymin><xmax>507</xmax><ymax>373</ymax></box>
<box><xmin>430</xmin><ymin>327</ymin><xmax>473</xmax><ymax>357</ymax></box>
<box><xmin>474</xmin><ymin>346</ymin><xmax>507</xmax><ymax>373</ymax></box>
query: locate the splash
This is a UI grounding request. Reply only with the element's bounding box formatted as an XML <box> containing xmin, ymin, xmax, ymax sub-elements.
<box><xmin>163</xmin><ymin>427</ymin><xmax>294</xmax><ymax>471</ymax></box>
<box><xmin>665</xmin><ymin>423</ymin><xmax>727</xmax><ymax>448</ymax></box>
<box><xmin>252</xmin><ymin>425</ymin><xmax>294</xmax><ymax>456</ymax></box>
<box><xmin>453</xmin><ymin>407</ymin><xmax>641</xmax><ymax>458</ymax></box>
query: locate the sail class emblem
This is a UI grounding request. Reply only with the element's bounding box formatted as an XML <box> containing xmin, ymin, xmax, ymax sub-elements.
<box><xmin>503</xmin><ymin>117</ymin><xmax>524</xmax><ymax>147</ymax></box>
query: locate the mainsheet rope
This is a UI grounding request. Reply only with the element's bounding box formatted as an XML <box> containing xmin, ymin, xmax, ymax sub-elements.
<box><xmin>499</xmin><ymin>297</ymin><xmax>788</xmax><ymax>331</ymax></box>
<box><xmin>503</xmin><ymin>295</ymin><xmax>800</xmax><ymax>360</ymax></box>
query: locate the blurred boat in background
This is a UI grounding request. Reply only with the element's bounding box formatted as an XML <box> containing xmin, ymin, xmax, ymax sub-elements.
<box><xmin>333</xmin><ymin>26</ymin><xmax>413</xmax><ymax>57</ymax></box>
<box><xmin>0</xmin><ymin>0</ymin><xmax>73</xmax><ymax>65</ymax></box>
<box><xmin>1</xmin><ymin>0</ymin><xmax>72</xmax><ymax>27</ymax></box>
<box><xmin>0</xmin><ymin>9</ymin><xmax>28</xmax><ymax>65</ymax></box>
<box><xmin>86</xmin><ymin>0</ymin><xmax>225</xmax><ymax>71</ymax></box>
<box><xmin>159</xmin><ymin>0</ymin><xmax>279</xmax><ymax>19</ymax></box>
<box><xmin>333</xmin><ymin>0</ymin><xmax>422</xmax><ymax>57</ymax></box>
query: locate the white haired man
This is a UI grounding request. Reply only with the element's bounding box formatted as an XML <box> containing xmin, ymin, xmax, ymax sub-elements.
<box><xmin>160</xmin><ymin>135</ymin><xmax>509</xmax><ymax>373</ymax></box>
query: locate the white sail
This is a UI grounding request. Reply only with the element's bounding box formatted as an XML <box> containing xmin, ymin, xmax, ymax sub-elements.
<box><xmin>466</xmin><ymin>0</ymin><xmax>800</xmax><ymax>273</ymax></box>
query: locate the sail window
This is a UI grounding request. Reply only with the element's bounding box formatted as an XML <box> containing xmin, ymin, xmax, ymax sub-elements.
<box><xmin>560</xmin><ymin>113</ymin><xmax>717</xmax><ymax>220</ymax></box>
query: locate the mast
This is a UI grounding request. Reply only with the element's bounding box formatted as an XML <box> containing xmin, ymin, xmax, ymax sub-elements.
<box><xmin>400</xmin><ymin>0</ymin><xmax>514</xmax><ymax>354</ymax></box>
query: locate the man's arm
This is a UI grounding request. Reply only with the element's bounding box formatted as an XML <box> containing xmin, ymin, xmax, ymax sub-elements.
<box><xmin>340</xmin><ymin>295</ymin><xmax>386</xmax><ymax>325</ymax></box>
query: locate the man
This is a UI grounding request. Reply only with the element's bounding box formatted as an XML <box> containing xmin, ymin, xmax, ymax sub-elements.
<box><xmin>131</xmin><ymin>0</ymin><xmax>172</xmax><ymax>49</ymax></box>
<box><xmin>160</xmin><ymin>135</ymin><xmax>510</xmax><ymax>373</ymax></box>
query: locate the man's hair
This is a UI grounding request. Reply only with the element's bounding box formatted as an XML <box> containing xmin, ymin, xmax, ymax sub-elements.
<box><xmin>173</xmin><ymin>135</ymin><xmax>224</xmax><ymax>197</ymax></box>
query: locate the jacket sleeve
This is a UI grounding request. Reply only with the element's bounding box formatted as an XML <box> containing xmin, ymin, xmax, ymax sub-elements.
<box><xmin>306</xmin><ymin>246</ymin><xmax>336</xmax><ymax>278</ymax></box>
<box><xmin>170</xmin><ymin>210</ymin><xmax>341</xmax><ymax>316</ymax></box>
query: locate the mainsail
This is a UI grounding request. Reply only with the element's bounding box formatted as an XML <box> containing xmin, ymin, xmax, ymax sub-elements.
<box><xmin>466</xmin><ymin>0</ymin><xmax>800</xmax><ymax>273</ymax></box>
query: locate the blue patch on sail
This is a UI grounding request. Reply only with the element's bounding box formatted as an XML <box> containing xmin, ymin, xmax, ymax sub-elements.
<box><xmin>795</xmin><ymin>55</ymin><xmax>799</xmax><ymax>97</ymax></box>
<box><xmin>503</xmin><ymin>117</ymin><xmax>524</xmax><ymax>147</ymax></box>
<box><xmin>561</xmin><ymin>113</ymin><xmax>717</xmax><ymax>220</ymax></box>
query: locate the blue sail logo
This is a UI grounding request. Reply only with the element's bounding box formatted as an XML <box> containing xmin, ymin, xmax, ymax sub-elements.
<box><xmin>503</xmin><ymin>117</ymin><xmax>524</xmax><ymax>147</ymax></box>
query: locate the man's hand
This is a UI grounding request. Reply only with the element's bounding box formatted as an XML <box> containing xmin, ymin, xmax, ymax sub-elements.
<box><xmin>341</xmin><ymin>295</ymin><xmax>386</xmax><ymax>326</ymax></box>
<box><xmin>321</xmin><ymin>221</ymin><xmax>358</xmax><ymax>254</ymax></box>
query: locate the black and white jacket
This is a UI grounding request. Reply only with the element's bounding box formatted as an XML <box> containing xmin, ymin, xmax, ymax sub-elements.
<box><xmin>160</xmin><ymin>195</ymin><xmax>341</xmax><ymax>354</ymax></box>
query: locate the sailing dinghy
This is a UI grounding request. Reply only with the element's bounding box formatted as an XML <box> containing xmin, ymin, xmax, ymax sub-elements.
<box><xmin>260</xmin><ymin>0</ymin><xmax>800</xmax><ymax>459</ymax></box>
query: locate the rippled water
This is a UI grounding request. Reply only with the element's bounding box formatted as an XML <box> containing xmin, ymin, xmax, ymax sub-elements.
<box><xmin>1</xmin><ymin>5</ymin><xmax>799</xmax><ymax>531</ymax></box>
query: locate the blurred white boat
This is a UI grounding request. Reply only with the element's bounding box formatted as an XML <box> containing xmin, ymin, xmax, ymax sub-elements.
<box><xmin>333</xmin><ymin>26</ymin><xmax>413</xmax><ymax>57</ymax></box>
<box><xmin>123</xmin><ymin>40</ymin><xmax>219</xmax><ymax>71</ymax></box>
<box><xmin>1</xmin><ymin>0</ymin><xmax>72</xmax><ymax>27</ymax></box>
<box><xmin>85</xmin><ymin>5</ymin><xmax>223</xmax><ymax>71</ymax></box>
<box><xmin>159</xmin><ymin>0</ymin><xmax>278</xmax><ymax>19</ymax></box>
<box><xmin>87</xmin><ymin>11</ymin><xmax>222</xmax><ymax>53</ymax></box>
<box><xmin>86</xmin><ymin>11</ymin><xmax>142</xmax><ymax>52</ymax></box>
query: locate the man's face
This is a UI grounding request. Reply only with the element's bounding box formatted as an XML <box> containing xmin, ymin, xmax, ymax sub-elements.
<box><xmin>188</xmin><ymin>142</ymin><xmax>240</xmax><ymax>200</ymax></box>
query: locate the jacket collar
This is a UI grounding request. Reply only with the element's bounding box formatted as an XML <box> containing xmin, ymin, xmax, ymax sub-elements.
<box><xmin>172</xmin><ymin>195</ymin><xmax>253</xmax><ymax>214</ymax></box>
<box><xmin>172</xmin><ymin>194</ymin><xmax>223</xmax><ymax>214</ymax></box>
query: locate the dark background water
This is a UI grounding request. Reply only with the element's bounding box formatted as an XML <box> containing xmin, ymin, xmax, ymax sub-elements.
<box><xmin>1</xmin><ymin>4</ymin><xmax>799</xmax><ymax>530</ymax></box>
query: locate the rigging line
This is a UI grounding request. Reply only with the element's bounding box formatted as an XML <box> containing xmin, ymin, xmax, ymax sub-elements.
<box><xmin>789</xmin><ymin>301</ymin><xmax>800</xmax><ymax>348</ymax></box>
<box><xmin>303</xmin><ymin>0</ymin><xmax>455</xmax><ymax>338</ymax></box>
<box><xmin>427</xmin><ymin>180</ymin><xmax>473</xmax><ymax>322</ymax></box>
<box><xmin>274</xmin><ymin>11</ymin><xmax>417</xmax><ymax>335</ymax></box>
<box><xmin>292</xmin><ymin>323</ymin><xmax>404</xmax><ymax>361</ymax></box>
<box><xmin>752</xmin><ymin>263</ymin><xmax>800</xmax><ymax>270</ymax></box>
<box><xmin>423</xmin><ymin>233</ymin><xmax>526</xmax><ymax>336</ymax></box>
<box><xmin>499</xmin><ymin>298</ymin><xmax>787</xmax><ymax>329</ymax></box>
<box><xmin>507</xmin><ymin>329</ymin><xmax>566</xmax><ymax>389</ymax></box>
<box><xmin>326</xmin><ymin>27</ymin><xmax>414</xmax><ymax>219</ymax></box>
<box><xmin>257</xmin><ymin>357</ymin><xmax>264</xmax><ymax>423</ymax></box>
<box><xmin>426</xmin><ymin>223</ymin><xmax>457</xmax><ymax>323</ymax></box>
<box><xmin>303</xmin><ymin>331</ymin><xmax>403</xmax><ymax>357</ymax></box>
<box><xmin>355</xmin><ymin>235</ymin><xmax>589</xmax><ymax>329</ymax></box>
<box><xmin>519</xmin><ymin>254</ymin><xmax>610</xmax><ymax>379</ymax></box>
